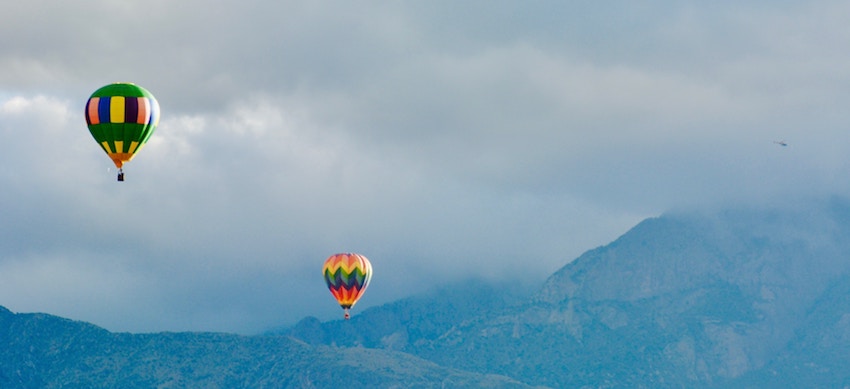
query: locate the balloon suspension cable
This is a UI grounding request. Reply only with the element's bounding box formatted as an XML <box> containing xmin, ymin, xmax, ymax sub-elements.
<box><xmin>117</xmin><ymin>168</ymin><xmax>125</xmax><ymax>182</ymax></box>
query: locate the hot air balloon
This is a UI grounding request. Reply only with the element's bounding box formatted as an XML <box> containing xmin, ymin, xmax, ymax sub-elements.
<box><xmin>322</xmin><ymin>253</ymin><xmax>372</xmax><ymax>320</ymax></box>
<box><xmin>84</xmin><ymin>83</ymin><xmax>160</xmax><ymax>181</ymax></box>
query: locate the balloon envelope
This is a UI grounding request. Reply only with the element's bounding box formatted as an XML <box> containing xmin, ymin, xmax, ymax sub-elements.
<box><xmin>85</xmin><ymin>83</ymin><xmax>160</xmax><ymax>169</ymax></box>
<box><xmin>322</xmin><ymin>253</ymin><xmax>372</xmax><ymax>319</ymax></box>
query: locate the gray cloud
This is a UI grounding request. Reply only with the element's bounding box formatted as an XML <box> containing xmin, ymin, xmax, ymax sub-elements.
<box><xmin>1</xmin><ymin>1</ymin><xmax>850</xmax><ymax>333</ymax></box>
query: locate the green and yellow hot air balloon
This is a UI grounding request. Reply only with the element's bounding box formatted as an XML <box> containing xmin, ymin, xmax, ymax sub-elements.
<box><xmin>84</xmin><ymin>83</ymin><xmax>160</xmax><ymax>181</ymax></box>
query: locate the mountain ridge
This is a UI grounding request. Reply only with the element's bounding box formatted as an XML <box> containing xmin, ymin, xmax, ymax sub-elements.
<box><xmin>0</xmin><ymin>306</ymin><xmax>535</xmax><ymax>388</ymax></box>
<box><xmin>286</xmin><ymin>197</ymin><xmax>850</xmax><ymax>387</ymax></box>
<box><xmin>5</xmin><ymin>198</ymin><xmax>850</xmax><ymax>387</ymax></box>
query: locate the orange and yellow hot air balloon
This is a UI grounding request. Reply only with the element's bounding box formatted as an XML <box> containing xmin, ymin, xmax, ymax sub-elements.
<box><xmin>322</xmin><ymin>253</ymin><xmax>372</xmax><ymax>320</ymax></box>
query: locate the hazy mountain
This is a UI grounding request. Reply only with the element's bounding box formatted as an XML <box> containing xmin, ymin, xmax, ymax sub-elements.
<box><xmin>279</xmin><ymin>278</ymin><xmax>537</xmax><ymax>350</ymax></box>
<box><xmin>733</xmin><ymin>271</ymin><xmax>850</xmax><ymax>388</ymax></box>
<box><xmin>0</xmin><ymin>306</ymin><xmax>533</xmax><ymax>388</ymax></box>
<box><xmin>6</xmin><ymin>198</ymin><xmax>850</xmax><ymax>387</ymax></box>
<box><xmin>288</xmin><ymin>197</ymin><xmax>850</xmax><ymax>387</ymax></box>
<box><xmin>455</xmin><ymin>198</ymin><xmax>850</xmax><ymax>387</ymax></box>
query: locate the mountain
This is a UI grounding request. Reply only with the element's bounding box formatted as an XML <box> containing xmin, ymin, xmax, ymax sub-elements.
<box><xmin>287</xmin><ymin>197</ymin><xmax>850</xmax><ymax>387</ymax></box>
<box><xmin>0</xmin><ymin>306</ymin><xmax>533</xmax><ymax>388</ymax></box>
<box><xmin>6</xmin><ymin>198</ymin><xmax>850</xmax><ymax>387</ymax></box>
<box><xmin>279</xmin><ymin>278</ymin><xmax>536</xmax><ymax>350</ymax></box>
<box><xmin>733</xmin><ymin>271</ymin><xmax>850</xmax><ymax>388</ymax></box>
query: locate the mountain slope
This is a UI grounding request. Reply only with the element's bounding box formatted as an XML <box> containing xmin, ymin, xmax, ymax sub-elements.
<box><xmin>430</xmin><ymin>198</ymin><xmax>850</xmax><ymax>387</ymax></box>
<box><xmin>7</xmin><ymin>199</ymin><xmax>850</xmax><ymax>387</ymax></box>
<box><xmin>282</xmin><ymin>278</ymin><xmax>535</xmax><ymax>350</ymax></box>
<box><xmin>0</xmin><ymin>306</ymin><xmax>534</xmax><ymax>388</ymax></box>
<box><xmin>732</xmin><ymin>271</ymin><xmax>850</xmax><ymax>388</ymax></box>
<box><xmin>287</xmin><ymin>198</ymin><xmax>850</xmax><ymax>388</ymax></box>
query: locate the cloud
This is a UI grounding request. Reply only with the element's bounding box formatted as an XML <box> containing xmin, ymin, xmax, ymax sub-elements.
<box><xmin>1</xmin><ymin>1</ymin><xmax>850</xmax><ymax>333</ymax></box>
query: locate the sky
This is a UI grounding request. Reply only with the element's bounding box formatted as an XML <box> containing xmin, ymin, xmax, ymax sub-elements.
<box><xmin>2</xmin><ymin>0</ymin><xmax>850</xmax><ymax>334</ymax></box>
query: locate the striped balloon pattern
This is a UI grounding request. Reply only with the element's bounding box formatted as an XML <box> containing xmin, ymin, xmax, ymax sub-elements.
<box><xmin>85</xmin><ymin>83</ymin><xmax>160</xmax><ymax>169</ymax></box>
<box><xmin>322</xmin><ymin>253</ymin><xmax>372</xmax><ymax>319</ymax></box>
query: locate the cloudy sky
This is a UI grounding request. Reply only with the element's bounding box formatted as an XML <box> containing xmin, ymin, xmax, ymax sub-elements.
<box><xmin>2</xmin><ymin>0</ymin><xmax>850</xmax><ymax>334</ymax></box>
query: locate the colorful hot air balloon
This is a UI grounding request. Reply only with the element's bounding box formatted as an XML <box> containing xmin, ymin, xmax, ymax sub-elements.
<box><xmin>84</xmin><ymin>83</ymin><xmax>160</xmax><ymax>181</ymax></box>
<box><xmin>322</xmin><ymin>253</ymin><xmax>373</xmax><ymax>320</ymax></box>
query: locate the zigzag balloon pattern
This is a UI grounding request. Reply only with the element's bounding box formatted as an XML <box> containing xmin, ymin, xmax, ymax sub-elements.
<box><xmin>322</xmin><ymin>253</ymin><xmax>372</xmax><ymax>319</ymax></box>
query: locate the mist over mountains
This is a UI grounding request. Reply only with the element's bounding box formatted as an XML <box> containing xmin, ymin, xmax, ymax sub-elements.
<box><xmin>4</xmin><ymin>198</ymin><xmax>850</xmax><ymax>387</ymax></box>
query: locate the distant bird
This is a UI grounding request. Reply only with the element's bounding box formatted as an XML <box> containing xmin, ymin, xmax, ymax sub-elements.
<box><xmin>773</xmin><ymin>140</ymin><xmax>788</xmax><ymax>147</ymax></box>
